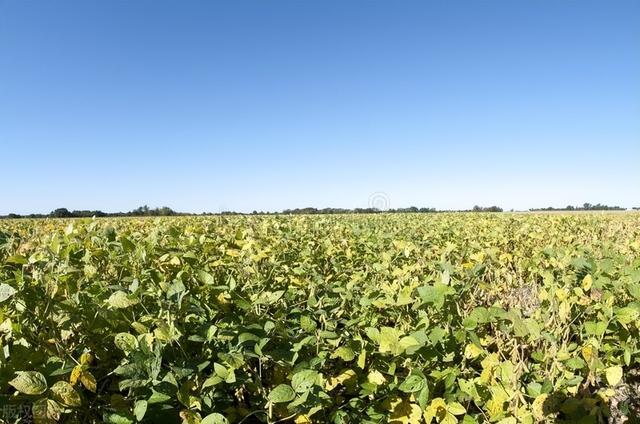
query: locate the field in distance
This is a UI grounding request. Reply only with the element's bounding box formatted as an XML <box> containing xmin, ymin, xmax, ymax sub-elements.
<box><xmin>1</xmin><ymin>213</ymin><xmax>639</xmax><ymax>423</ymax></box>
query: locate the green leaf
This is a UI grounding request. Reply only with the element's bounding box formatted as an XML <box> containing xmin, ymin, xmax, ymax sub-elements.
<box><xmin>584</xmin><ymin>321</ymin><xmax>607</xmax><ymax>336</ymax></box>
<box><xmin>628</xmin><ymin>283</ymin><xmax>640</xmax><ymax>300</ymax></box>
<box><xmin>0</xmin><ymin>283</ymin><xmax>16</xmax><ymax>303</ymax></box>
<box><xmin>114</xmin><ymin>333</ymin><xmax>138</xmax><ymax>353</ymax></box>
<box><xmin>5</xmin><ymin>254</ymin><xmax>28</xmax><ymax>265</ymax></box>
<box><xmin>462</xmin><ymin>317</ymin><xmax>477</xmax><ymax>330</ymax></box>
<box><xmin>417</xmin><ymin>385</ymin><xmax>430</xmax><ymax>409</ymax></box>
<box><xmin>378</xmin><ymin>327</ymin><xmax>401</xmax><ymax>354</ymax></box>
<box><xmin>565</xmin><ymin>357</ymin><xmax>586</xmax><ymax>370</ymax></box>
<box><xmin>365</xmin><ymin>327</ymin><xmax>380</xmax><ymax>342</ymax></box>
<box><xmin>292</xmin><ymin>369</ymin><xmax>320</xmax><ymax>393</ymax></box>
<box><xmin>468</xmin><ymin>307</ymin><xmax>492</xmax><ymax>324</ymax></box>
<box><xmin>508</xmin><ymin>312</ymin><xmax>529</xmax><ymax>338</ymax></box>
<box><xmin>459</xmin><ymin>379</ymin><xmax>479</xmax><ymax>400</ymax></box>
<box><xmin>148</xmin><ymin>388</ymin><xmax>172</xmax><ymax>404</ymax></box>
<box><xmin>120</xmin><ymin>236</ymin><xmax>135</xmax><ymax>252</ymax></box>
<box><xmin>202</xmin><ymin>413</ymin><xmax>229</xmax><ymax>424</ymax></box>
<box><xmin>9</xmin><ymin>371</ymin><xmax>48</xmax><ymax>395</ymax></box>
<box><xmin>399</xmin><ymin>336</ymin><xmax>421</xmax><ymax>353</ymax></box>
<box><xmin>300</xmin><ymin>315</ymin><xmax>317</xmax><ymax>332</ymax></box>
<box><xmin>108</xmin><ymin>291</ymin><xmax>139</xmax><ymax>309</ymax></box>
<box><xmin>166</xmin><ymin>280</ymin><xmax>186</xmax><ymax>298</ymax></box>
<box><xmin>448</xmin><ymin>401</ymin><xmax>466</xmax><ymax>415</ymax></box>
<box><xmin>526</xmin><ymin>382</ymin><xmax>542</xmax><ymax>397</ymax></box>
<box><xmin>615</xmin><ymin>307</ymin><xmax>639</xmax><ymax>325</ymax></box>
<box><xmin>103</xmin><ymin>412</ymin><xmax>134</xmax><ymax>424</ymax></box>
<box><xmin>268</xmin><ymin>384</ymin><xmax>296</xmax><ymax>403</ymax></box>
<box><xmin>398</xmin><ymin>375</ymin><xmax>426</xmax><ymax>393</ymax></box>
<box><xmin>213</xmin><ymin>363</ymin><xmax>228</xmax><ymax>379</ymax></box>
<box><xmin>441</xmin><ymin>270</ymin><xmax>451</xmax><ymax>285</ymax></box>
<box><xmin>417</xmin><ymin>283</ymin><xmax>453</xmax><ymax>309</ymax></box>
<box><xmin>462</xmin><ymin>415</ymin><xmax>479</xmax><ymax>424</ymax></box>
<box><xmin>331</xmin><ymin>346</ymin><xmax>355</xmax><ymax>361</ymax></box>
<box><xmin>318</xmin><ymin>330</ymin><xmax>339</xmax><ymax>339</ymax></box>
<box><xmin>428</xmin><ymin>327</ymin><xmax>447</xmax><ymax>345</ymax></box>
<box><xmin>134</xmin><ymin>400</ymin><xmax>148</xmax><ymax>421</ymax></box>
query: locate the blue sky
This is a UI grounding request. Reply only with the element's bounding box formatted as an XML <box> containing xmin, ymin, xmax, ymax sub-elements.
<box><xmin>1</xmin><ymin>0</ymin><xmax>638</xmax><ymax>213</ymax></box>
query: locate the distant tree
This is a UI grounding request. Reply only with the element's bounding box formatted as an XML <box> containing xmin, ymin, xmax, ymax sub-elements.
<box><xmin>130</xmin><ymin>205</ymin><xmax>150</xmax><ymax>216</ymax></box>
<box><xmin>472</xmin><ymin>206</ymin><xmax>503</xmax><ymax>212</ymax></box>
<box><xmin>530</xmin><ymin>203</ymin><xmax>624</xmax><ymax>212</ymax></box>
<box><xmin>50</xmin><ymin>208</ymin><xmax>73</xmax><ymax>218</ymax></box>
<box><xmin>157</xmin><ymin>207</ymin><xmax>175</xmax><ymax>216</ymax></box>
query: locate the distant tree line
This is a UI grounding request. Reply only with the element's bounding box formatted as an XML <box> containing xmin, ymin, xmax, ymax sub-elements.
<box><xmin>8</xmin><ymin>202</ymin><xmax>634</xmax><ymax>219</ymax></box>
<box><xmin>279</xmin><ymin>206</ymin><xmax>439</xmax><ymax>215</ymax></box>
<box><xmin>201</xmin><ymin>207</ymin><xmax>440</xmax><ymax>216</ymax></box>
<box><xmin>471</xmin><ymin>205</ymin><xmax>503</xmax><ymax>212</ymax></box>
<box><xmin>529</xmin><ymin>203</ymin><xmax>626</xmax><ymax>212</ymax></box>
<box><xmin>1</xmin><ymin>204</ymin><xmax>503</xmax><ymax>219</ymax></box>
<box><xmin>1</xmin><ymin>205</ymin><xmax>181</xmax><ymax>219</ymax></box>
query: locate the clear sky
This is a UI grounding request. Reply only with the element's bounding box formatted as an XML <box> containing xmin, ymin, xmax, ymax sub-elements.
<box><xmin>1</xmin><ymin>0</ymin><xmax>639</xmax><ymax>214</ymax></box>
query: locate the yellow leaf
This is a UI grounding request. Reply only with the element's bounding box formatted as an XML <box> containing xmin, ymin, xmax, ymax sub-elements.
<box><xmin>357</xmin><ymin>350</ymin><xmax>366</xmax><ymax>369</ymax></box>
<box><xmin>582</xmin><ymin>275</ymin><xmax>593</xmax><ymax>291</ymax></box>
<box><xmin>538</xmin><ymin>289</ymin><xmax>549</xmax><ymax>301</ymax></box>
<box><xmin>487</xmin><ymin>398</ymin><xmax>505</xmax><ymax>419</ymax></box>
<box><xmin>367</xmin><ymin>370</ymin><xmax>386</xmax><ymax>385</ymax></box>
<box><xmin>598</xmin><ymin>388</ymin><xmax>616</xmax><ymax>402</ymax></box>
<box><xmin>80</xmin><ymin>352</ymin><xmax>94</xmax><ymax>365</ymax></box>
<box><xmin>605</xmin><ymin>366</ymin><xmax>623</xmax><ymax>386</ymax></box>
<box><xmin>581</xmin><ymin>344</ymin><xmax>596</xmax><ymax>364</ymax></box>
<box><xmin>179</xmin><ymin>410</ymin><xmax>202</xmax><ymax>424</ymax></box>
<box><xmin>384</xmin><ymin>395</ymin><xmax>403</xmax><ymax>411</ymax></box>
<box><xmin>80</xmin><ymin>371</ymin><xmax>97</xmax><ymax>393</ymax></box>
<box><xmin>325</xmin><ymin>369</ymin><xmax>356</xmax><ymax>391</ymax></box>
<box><xmin>389</xmin><ymin>401</ymin><xmax>422</xmax><ymax>424</ymax></box>
<box><xmin>32</xmin><ymin>398</ymin><xmax>62</xmax><ymax>424</ymax></box>
<box><xmin>295</xmin><ymin>415</ymin><xmax>312</xmax><ymax>424</ymax></box>
<box><xmin>378</xmin><ymin>327</ymin><xmax>401</xmax><ymax>355</ymax></box>
<box><xmin>69</xmin><ymin>365</ymin><xmax>83</xmax><ymax>386</ymax></box>
<box><xmin>480</xmin><ymin>353</ymin><xmax>500</xmax><ymax>384</ymax></box>
<box><xmin>487</xmin><ymin>387</ymin><xmax>510</xmax><ymax>419</ymax></box>
<box><xmin>225</xmin><ymin>249</ymin><xmax>240</xmax><ymax>257</ymax></box>
<box><xmin>424</xmin><ymin>398</ymin><xmax>448</xmax><ymax>424</ymax></box>
<box><xmin>555</xmin><ymin>288</ymin><xmax>569</xmax><ymax>301</ymax></box>
<box><xmin>385</xmin><ymin>396</ymin><xmax>422</xmax><ymax>424</ymax></box>
<box><xmin>558</xmin><ymin>301</ymin><xmax>571</xmax><ymax>322</ymax></box>
<box><xmin>464</xmin><ymin>343</ymin><xmax>483</xmax><ymax>359</ymax></box>
<box><xmin>50</xmin><ymin>381</ymin><xmax>82</xmax><ymax>407</ymax></box>
<box><xmin>532</xmin><ymin>394</ymin><xmax>548</xmax><ymax>420</ymax></box>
